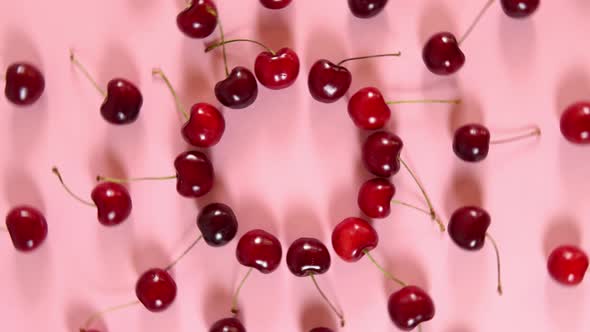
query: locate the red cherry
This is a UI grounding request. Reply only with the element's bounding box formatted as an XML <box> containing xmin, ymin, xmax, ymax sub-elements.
<box><xmin>358</xmin><ymin>178</ymin><xmax>395</xmax><ymax>219</ymax></box>
<box><xmin>174</xmin><ymin>150</ymin><xmax>215</xmax><ymax>198</ymax></box>
<box><xmin>91</xmin><ymin>182</ymin><xmax>132</xmax><ymax>226</ymax></box>
<box><xmin>547</xmin><ymin>245</ymin><xmax>589</xmax><ymax>286</ymax></box>
<box><xmin>348</xmin><ymin>0</ymin><xmax>389</xmax><ymax>18</ymax></box>
<box><xmin>4</xmin><ymin>62</ymin><xmax>45</xmax><ymax>106</ymax></box>
<box><xmin>197</xmin><ymin>203</ymin><xmax>238</xmax><ymax>247</ymax></box>
<box><xmin>500</xmin><ymin>0</ymin><xmax>540</xmax><ymax>18</ymax></box>
<box><xmin>215</xmin><ymin>66</ymin><xmax>258</xmax><ymax>109</ymax></box>
<box><xmin>254</xmin><ymin>47</ymin><xmax>300</xmax><ymax>90</ymax></box>
<box><xmin>560</xmin><ymin>101</ymin><xmax>590</xmax><ymax>145</ymax></box>
<box><xmin>348</xmin><ymin>87</ymin><xmax>390</xmax><ymax>130</ymax></box>
<box><xmin>388</xmin><ymin>285</ymin><xmax>435</xmax><ymax>330</ymax></box>
<box><xmin>331</xmin><ymin>217</ymin><xmax>378</xmax><ymax>262</ymax></box>
<box><xmin>453</xmin><ymin>124</ymin><xmax>490</xmax><ymax>162</ymax></box>
<box><xmin>176</xmin><ymin>0</ymin><xmax>218</xmax><ymax>39</ymax></box>
<box><xmin>422</xmin><ymin>32</ymin><xmax>465</xmax><ymax>76</ymax></box>
<box><xmin>362</xmin><ymin>131</ymin><xmax>403</xmax><ymax>177</ymax></box>
<box><xmin>286</xmin><ymin>237</ymin><xmax>331</xmax><ymax>277</ymax></box>
<box><xmin>182</xmin><ymin>103</ymin><xmax>225</xmax><ymax>148</ymax></box>
<box><xmin>210</xmin><ymin>317</ymin><xmax>246</xmax><ymax>332</ymax></box>
<box><xmin>307</xmin><ymin>59</ymin><xmax>352</xmax><ymax>103</ymax></box>
<box><xmin>5</xmin><ymin>205</ymin><xmax>48</xmax><ymax>252</ymax></box>
<box><xmin>236</xmin><ymin>229</ymin><xmax>282</xmax><ymax>273</ymax></box>
<box><xmin>310</xmin><ymin>329</ymin><xmax>333</xmax><ymax>332</ymax></box>
<box><xmin>260</xmin><ymin>0</ymin><xmax>292</xmax><ymax>9</ymax></box>
<box><xmin>135</xmin><ymin>268</ymin><xmax>177</xmax><ymax>312</ymax></box>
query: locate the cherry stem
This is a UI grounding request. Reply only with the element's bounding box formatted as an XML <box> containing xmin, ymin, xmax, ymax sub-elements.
<box><xmin>458</xmin><ymin>0</ymin><xmax>495</xmax><ymax>45</ymax></box>
<box><xmin>80</xmin><ymin>300</ymin><xmax>139</xmax><ymax>331</ymax></box>
<box><xmin>207</xmin><ymin>7</ymin><xmax>230</xmax><ymax>77</ymax></box>
<box><xmin>309</xmin><ymin>273</ymin><xmax>345</xmax><ymax>327</ymax></box>
<box><xmin>486</xmin><ymin>233</ymin><xmax>503</xmax><ymax>295</ymax></box>
<box><xmin>418</xmin><ymin>324</ymin><xmax>423</xmax><ymax>332</ymax></box>
<box><xmin>205</xmin><ymin>39</ymin><xmax>275</xmax><ymax>55</ymax></box>
<box><xmin>386</xmin><ymin>99</ymin><xmax>461</xmax><ymax>105</ymax></box>
<box><xmin>231</xmin><ymin>267</ymin><xmax>253</xmax><ymax>315</ymax></box>
<box><xmin>69</xmin><ymin>50</ymin><xmax>106</xmax><ymax>97</ymax></box>
<box><xmin>363</xmin><ymin>250</ymin><xmax>407</xmax><ymax>287</ymax></box>
<box><xmin>391</xmin><ymin>199</ymin><xmax>432</xmax><ymax>216</ymax></box>
<box><xmin>490</xmin><ymin>127</ymin><xmax>541</xmax><ymax>145</ymax></box>
<box><xmin>398</xmin><ymin>158</ymin><xmax>445</xmax><ymax>232</ymax></box>
<box><xmin>52</xmin><ymin>167</ymin><xmax>95</xmax><ymax>207</ymax></box>
<box><xmin>152</xmin><ymin>68</ymin><xmax>188</xmax><ymax>120</ymax></box>
<box><xmin>165</xmin><ymin>235</ymin><xmax>203</xmax><ymax>271</ymax></box>
<box><xmin>96</xmin><ymin>175</ymin><xmax>176</xmax><ymax>183</ymax></box>
<box><xmin>337</xmin><ymin>52</ymin><xmax>401</xmax><ymax>66</ymax></box>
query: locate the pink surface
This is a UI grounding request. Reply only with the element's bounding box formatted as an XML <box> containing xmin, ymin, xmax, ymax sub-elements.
<box><xmin>1</xmin><ymin>1</ymin><xmax>590</xmax><ymax>331</ymax></box>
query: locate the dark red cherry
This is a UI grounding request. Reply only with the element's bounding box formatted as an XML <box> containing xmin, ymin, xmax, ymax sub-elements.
<box><xmin>348</xmin><ymin>0</ymin><xmax>389</xmax><ymax>18</ymax></box>
<box><xmin>215</xmin><ymin>66</ymin><xmax>258</xmax><ymax>109</ymax></box>
<box><xmin>174</xmin><ymin>150</ymin><xmax>214</xmax><ymax>198</ymax></box>
<box><xmin>422</xmin><ymin>32</ymin><xmax>465</xmax><ymax>76</ymax></box>
<box><xmin>331</xmin><ymin>217</ymin><xmax>378</xmax><ymax>262</ymax></box>
<box><xmin>362</xmin><ymin>131</ymin><xmax>403</xmax><ymax>177</ymax></box>
<box><xmin>176</xmin><ymin>0</ymin><xmax>218</xmax><ymax>39</ymax></box>
<box><xmin>260</xmin><ymin>0</ymin><xmax>292</xmax><ymax>9</ymax></box>
<box><xmin>254</xmin><ymin>48</ymin><xmax>300</xmax><ymax>90</ymax></box>
<box><xmin>547</xmin><ymin>245</ymin><xmax>589</xmax><ymax>286</ymax></box>
<box><xmin>310</xmin><ymin>328</ymin><xmax>333</xmax><ymax>332</ymax></box>
<box><xmin>453</xmin><ymin>124</ymin><xmax>490</xmax><ymax>162</ymax></box>
<box><xmin>197</xmin><ymin>203</ymin><xmax>238</xmax><ymax>247</ymax></box>
<box><xmin>388</xmin><ymin>285</ymin><xmax>435</xmax><ymax>330</ymax></box>
<box><xmin>4</xmin><ymin>62</ymin><xmax>45</xmax><ymax>106</ymax></box>
<box><xmin>236</xmin><ymin>229</ymin><xmax>282</xmax><ymax>273</ymax></box>
<box><xmin>210</xmin><ymin>317</ymin><xmax>246</xmax><ymax>332</ymax></box>
<box><xmin>358</xmin><ymin>178</ymin><xmax>395</xmax><ymax>219</ymax></box>
<box><xmin>5</xmin><ymin>205</ymin><xmax>48</xmax><ymax>252</ymax></box>
<box><xmin>500</xmin><ymin>0</ymin><xmax>540</xmax><ymax>18</ymax></box>
<box><xmin>182</xmin><ymin>103</ymin><xmax>225</xmax><ymax>148</ymax></box>
<box><xmin>135</xmin><ymin>268</ymin><xmax>177</xmax><ymax>312</ymax></box>
<box><xmin>560</xmin><ymin>101</ymin><xmax>590</xmax><ymax>145</ymax></box>
<box><xmin>448</xmin><ymin>206</ymin><xmax>490</xmax><ymax>250</ymax></box>
<box><xmin>286</xmin><ymin>237</ymin><xmax>331</xmax><ymax>277</ymax></box>
<box><xmin>348</xmin><ymin>87</ymin><xmax>390</xmax><ymax>130</ymax></box>
<box><xmin>308</xmin><ymin>59</ymin><xmax>352</xmax><ymax>103</ymax></box>
<box><xmin>91</xmin><ymin>182</ymin><xmax>132</xmax><ymax>226</ymax></box>
<box><xmin>100</xmin><ymin>78</ymin><xmax>143</xmax><ymax>125</ymax></box>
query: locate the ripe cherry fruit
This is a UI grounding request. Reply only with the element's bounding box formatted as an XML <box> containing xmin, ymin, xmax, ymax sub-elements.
<box><xmin>560</xmin><ymin>101</ymin><xmax>590</xmax><ymax>145</ymax></box>
<box><xmin>4</xmin><ymin>62</ymin><xmax>45</xmax><ymax>106</ymax></box>
<box><xmin>4</xmin><ymin>205</ymin><xmax>48</xmax><ymax>252</ymax></box>
<box><xmin>500</xmin><ymin>0</ymin><xmax>540</xmax><ymax>18</ymax></box>
<box><xmin>210</xmin><ymin>317</ymin><xmax>246</xmax><ymax>332</ymax></box>
<box><xmin>177</xmin><ymin>0</ymin><xmax>218</xmax><ymax>39</ymax></box>
<box><xmin>348</xmin><ymin>0</ymin><xmax>389</xmax><ymax>18</ymax></box>
<box><xmin>260</xmin><ymin>0</ymin><xmax>292</xmax><ymax>10</ymax></box>
<box><xmin>547</xmin><ymin>245</ymin><xmax>588</xmax><ymax>286</ymax></box>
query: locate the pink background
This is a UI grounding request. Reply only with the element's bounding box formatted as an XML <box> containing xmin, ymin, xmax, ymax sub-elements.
<box><xmin>1</xmin><ymin>0</ymin><xmax>590</xmax><ymax>331</ymax></box>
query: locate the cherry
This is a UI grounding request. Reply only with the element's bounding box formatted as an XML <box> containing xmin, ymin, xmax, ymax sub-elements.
<box><xmin>453</xmin><ymin>123</ymin><xmax>541</xmax><ymax>162</ymax></box>
<box><xmin>70</xmin><ymin>51</ymin><xmax>142</xmax><ymax>125</ymax></box>
<box><xmin>348</xmin><ymin>0</ymin><xmax>388</xmax><ymax>18</ymax></box>
<box><xmin>331</xmin><ymin>217</ymin><xmax>378</xmax><ymax>262</ymax></box>
<box><xmin>4</xmin><ymin>62</ymin><xmax>45</xmax><ymax>106</ymax></box>
<box><xmin>177</xmin><ymin>0</ymin><xmax>218</xmax><ymax>39</ymax></box>
<box><xmin>260</xmin><ymin>0</ymin><xmax>292</xmax><ymax>10</ymax></box>
<box><xmin>362</xmin><ymin>131</ymin><xmax>403</xmax><ymax>177</ymax></box>
<box><xmin>448</xmin><ymin>206</ymin><xmax>503</xmax><ymax>294</ymax></box>
<box><xmin>560</xmin><ymin>101</ymin><xmax>590</xmax><ymax>145</ymax></box>
<box><xmin>358</xmin><ymin>178</ymin><xmax>395</xmax><ymax>219</ymax></box>
<box><xmin>135</xmin><ymin>268</ymin><xmax>177</xmax><ymax>312</ymax></box>
<box><xmin>5</xmin><ymin>205</ymin><xmax>48</xmax><ymax>252</ymax></box>
<box><xmin>388</xmin><ymin>285</ymin><xmax>435</xmax><ymax>330</ymax></box>
<box><xmin>500</xmin><ymin>0</ymin><xmax>540</xmax><ymax>18</ymax></box>
<box><xmin>52</xmin><ymin>167</ymin><xmax>132</xmax><ymax>226</ymax></box>
<box><xmin>197</xmin><ymin>203</ymin><xmax>238</xmax><ymax>247</ymax></box>
<box><xmin>310</xmin><ymin>329</ymin><xmax>333</xmax><ymax>332</ymax></box>
<box><xmin>153</xmin><ymin>69</ymin><xmax>225</xmax><ymax>148</ymax></box>
<box><xmin>214</xmin><ymin>66</ymin><xmax>258</xmax><ymax>109</ymax></box>
<box><xmin>210</xmin><ymin>317</ymin><xmax>246</xmax><ymax>332</ymax></box>
<box><xmin>308</xmin><ymin>52</ymin><xmax>400</xmax><ymax>103</ymax></box>
<box><xmin>547</xmin><ymin>245</ymin><xmax>589</xmax><ymax>286</ymax></box>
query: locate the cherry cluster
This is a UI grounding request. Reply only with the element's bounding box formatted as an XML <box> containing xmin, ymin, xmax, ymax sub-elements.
<box><xmin>2</xmin><ymin>0</ymin><xmax>590</xmax><ymax>332</ymax></box>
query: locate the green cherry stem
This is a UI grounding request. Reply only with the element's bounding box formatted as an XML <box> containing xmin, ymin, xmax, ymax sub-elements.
<box><xmin>310</xmin><ymin>273</ymin><xmax>345</xmax><ymax>327</ymax></box>
<box><xmin>51</xmin><ymin>167</ymin><xmax>95</xmax><ymax>207</ymax></box>
<box><xmin>152</xmin><ymin>68</ymin><xmax>189</xmax><ymax>120</ymax></box>
<box><xmin>490</xmin><ymin>127</ymin><xmax>541</xmax><ymax>145</ymax></box>
<box><xmin>386</xmin><ymin>99</ymin><xmax>461</xmax><ymax>105</ymax></box>
<box><xmin>486</xmin><ymin>233</ymin><xmax>504</xmax><ymax>295</ymax></box>
<box><xmin>165</xmin><ymin>235</ymin><xmax>203</xmax><ymax>271</ymax></box>
<box><xmin>205</xmin><ymin>38</ymin><xmax>275</xmax><ymax>55</ymax></box>
<box><xmin>364</xmin><ymin>250</ymin><xmax>407</xmax><ymax>287</ymax></box>
<box><xmin>337</xmin><ymin>52</ymin><xmax>401</xmax><ymax>66</ymax></box>
<box><xmin>458</xmin><ymin>0</ymin><xmax>495</xmax><ymax>45</ymax></box>
<box><xmin>207</xmin><ymin>6</ymin><xmax>230</xmax><ymax>77</ymax></box>
<box><xmin>80</xmin><ymin>300</ymin><xmax>140</xmax><ymax>332</ymax></box>
<box><xmin>231</xmin><ymin>267</ymin><xmax>254</xmax><ymax>315</ymax></box>
<box><xmin>391</xmin><ymin>199</ymin><xmax>432</xmax><ymax>216</ymax></box>
<box><xmin>96</xmin><ymin>175</ymin><xmax>177</xmax><ymax>183</ymax></box>
<box><xmin>69</xmin><ymin>50</ymin><xmax>106</xmax><ymax>97</ymax></box>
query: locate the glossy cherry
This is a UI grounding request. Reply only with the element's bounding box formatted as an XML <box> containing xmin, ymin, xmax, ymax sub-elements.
<box><xmin>358</xmin><ymin>178</ymin><xmax>395</xmax><ymax>219</ymax></box>
<box><xmin>210</xmin><ymin>317</ymin><xmax>246</xmax><ymax>332</ymax></box>
<box><xmin>174</xmin><ymin>150</ymin><xmax>215</xmax><ymax>198</ymax></box>
<box><xmin>310</xmin><ymin>329</ymin><xmax>333</xmax><ymax>332</ymax></box>
<box><xmin>560</xmin><ymin>101</ymin><xmax>590</xmax><ymax>145</ymax></box>
<box><xmin>135</xmin><ymin>268</ymin><xmax>177</xmax><ymax>312</ymax></box>
<box><xmin>448</xmin><ymin>206</ymin><xmax>490</xmax><ymax>250</ymax></box>
<box><xmin>547</xmin><ymin>245</ymin><xmax>589</xmax><ymax>286</ymax></box>
<box><xmin>177</xmin><ymin>0</ymin><xmax>218</xmax><ymax>39</ymax></box>
<box><xmin>236</xmin><ymin>229</ymin><xmax>282</xmax><ymax>273</ymax></box>
<box><xmin>197</xmin><ymin>203</ymin><xmax>238</xmax><ymax>247</ymax></box>
<box><xmin>255</xmin><ymin>47</ymin><xmax>300</xmax><ymax>90</ymax></box>
<box><xmin>5</xmin><ymin>205</ymin><xmax>48</xmax><ymax>252</ymax></box>
<box><xmin>215</xmin><ymin>66</ymin><xmax>258</xmax><ymax>109</ymax></box>
<box><xmin>182</xmin><ymin>103</ymin><xmax>225</xmax><ymax>147</ymax></box>
<box><xmin>332</xmin><ymin>217</ymin><xmax>378</xmax><ymax>262</ymax></box>
<box><xmin>4</xmin><ymin>62</ymin><xmax>45</xmax><ymax>105</ymax></box>
<box><xmin>348</xmin><ymin>0</ymin><xmax>389</xmax><ymax>18</ymax></box>
<box><xmin>287</xmin><ymin>237</ymin><xmax>331</xmax><ymax>277</ymax></box>
<box><xmin>388</xmin><ymin>285</ymin><xmax>435</xmax><ymax>330</ymax></box>
<box><xmin>422</xmin><ymin>32</ymin><xmax>465</xmax><ymax>76</ymax></box>
<box><xmin>308</xmin><ymin>60</ymin><xmax>352</xmax><ymax>103</ymax></box>
<box><xmin>348</xmin><ymin>87</ymin><xmax>390</xmax><ymax>129</ymax></box>
<box><xmin>500</xmin><ymin>0</ymin><xmax>540</xmax><ymax>18</ymax></box>
<box><xmin>453</xmin><ymin>124</ymin><xmax>490</xmax><ymax>162</ymax></box>
<box><xmin>362</xmin><ymin>131</ymin><xmax>403</xmax><ymax>177</ymax></box>
<box><xmin>260</xmin><ymin>0</ymin><xmax>292</xmax><ymax>9</ymax></box>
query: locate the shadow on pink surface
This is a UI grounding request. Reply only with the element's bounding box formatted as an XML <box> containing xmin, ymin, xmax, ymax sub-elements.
<box><xmin>443</xmin><ymin>165</ymin><xmax>484</xmax><ymax>217</ymax></box>
<box><xmin>299</xmin><ymin>300</ymin><xmax>337</xmax><ymax>331</ymax></box>
<box><xmin>382</xmin><ymin>253</ymin><xmax>430</xmax><ymax>296</ymax></box>
<box><xmin>202</xmin><ymin>283</ymin><xmax>234</xmax><ymax>327</ymax></box>
<box><xmin>66</xmin><ymin>299</ymin><xmax>106</xmax><ymax>332</ymax></box>
<box><xmin>542</xmin><ymin>214</ymin><xmax>581</xmax><ymax>258</ymax></box>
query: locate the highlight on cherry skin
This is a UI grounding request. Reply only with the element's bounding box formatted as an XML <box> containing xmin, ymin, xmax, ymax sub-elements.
<box><xmin>152</xmin><ymin>68</ymin><xmax>226</xmax><ymax>148</ymax></box>
<box><xmin>560</xmin><ymin>101</ymin><xmax>590</xmax><ymax>145</ymax></box>
<box><xmin>500</xmin><ymin>0</ymin><xmax>540</xmax><ymax>18</ymax></box>
<box><xmin>135</xmin><ymin>268</ymin><xmax>177</xmax><ymax>312</ymax></box>
<box><xmin>331</xmin><ymin>217</ymin><xmax>378</xmax><ymax>262</ymax></box>
<box><xmin>52</xmin><ymin>167</ymin><xmax>132</xmax><ymax>226</ymax></box>
<box><xmin>547</xmin><ymin>245</ymin><xmax>589</xmax><ymax>286</ymax></box>
<box><xmin>177</xmin><ymin>0</ymin><xmax>218</xmax><ymax>39</ymax></box>
<box><xmin>5</xmin><ymin>205</ymin><xmax>48</xmax><ymax>252</ymax></box>
<box><xmin>197</xmin><ymin>202</ymin><xmax>238</xmax><ymax>247</ymax></box>
<box><xmin>4</xmin><ymin>62</ymin><xmax>45</xmax><ymax>106</ymax></box>
<box><xmin>210</xmin><ymin>317</ymin><xmax>246</xmax><ymax>332</ymax></box>
<box><xmin>260</xmin><ymin>0</ymin><xmax>292</xmax><ymax>10</ymax></box>
<box><xmin>348</xmin><ymin>0</ymin><xmax>389</xmax><ymax>18</ymax></box>
<box><xmin>214</xmin><ymin>66</ymin><xmax>259</xmax><ymax>109</ymax></box>
<box><xmin>388</xmin><ymin>285</ymin><xmax>435</xmax><ymax>330</ymax></box>
<box><xmin>70</xmin><ymin>50</ymin><xmax>143</xmax><ymax>125</ymax></box>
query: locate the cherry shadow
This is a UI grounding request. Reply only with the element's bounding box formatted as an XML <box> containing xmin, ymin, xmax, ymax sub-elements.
<box><xmin>201</xmin><ymin>283</ymin><xmax>234</xmax><ymax>327</ymax></box>
<box><xmin>554</xmin><ymin>64</ymin><xmax>590</xmax><ymax>119</ymax></box>
<box><xmin>179</xmin><ymin>39</ymin><xmax>215</xmax><ymax>105</ymax></box>
<box><xmin>14</xmin><ymin>242</ymin><xmax>53</xmax><ymax>302</ymax></box>
<box><xmin>443</xmin><ymin>165</ymin><xmax>484</xmax><ymax>217</ymax></box>
<box><xmin>444</xmin><ymin>324</ymin><xmax>475</xmax><ymax>332</ymax></box>
<box><xmin>65</xmin><ymin>299</ymin><xmax>106</xmax><ymax>332</ymax></box>
<box><xmin>132</xmin><ymin>238</ymin><xmax>172</xmax><ymax>276</ymax></box>
<box><xmin>327</xmin><ymin>157</ymin><xmax>367</xmax><ymax>228</ymax></box>
<box><xmin>8</xmin><ymin>95</ymin><xmax>49</xmax><ymax>161</ymax></box>
<box><xmin>88</xmin><ymin>143</ymin><xmax>129</xmax><ymax>183</ymax></box>
<box><xmin>304</xmin><ymin>26</ymin><xmax>347</xmax><ymax>71</ymax></box>
<box><xmin>255</xmin><ymin>3</ymin><xmax>295</xmax><ymax>49</ymax></box>
<box><xmin>558</xmin><ymin>139</ymin><xmax>590</xmax><ymax>204</ymax></box>
<box><xmin>283</xmin><ymin>204</ymin><xmax>325</xmax><ymax>250</ymax></box>
<box><xmin>195</xmin><ymin>174</ymin><xmax>234</xmax><ymax>211</ymax></box>
<box><xmin>542</xmin><ymin>214</ymin><xmax>582</xmax><ymax>258</ymax></box>
<box><xmin>2</xmin><ymin>26</ymin><xmax>43</xmax><ymax>67</ymax></box>
<box><xmin>299</xmin><ymin>300</ymin><xmax>337</xmax><ymax>332</ymax></box>
<box><xmin>447</xmin><ymin>91</ymin><xmax>485</xmax><ymax>137</ymax></box>
<box><xmin>382</xmin><ymin>253</ymin><xmax>429</xmax><ymax>297</ymax></box>
<box><xmin>2</xmin><ymin>166</ymin><xmax>45</xmax><ymax>212</ymax></box>
<box><xmin>99</xmin><ymin>41</ymin><xmax>141</xmax><ymax>86</ymax></box>
<box><xmin>545</xmin><ymin>278</ymin><xmax>586</xmax><ymax>330</ymax></box>
<box><xmin>498</xmin><ymin>13</ymin><xmax>537</xmax><ymax>73</ymax></box>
